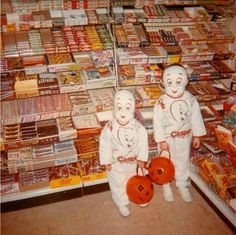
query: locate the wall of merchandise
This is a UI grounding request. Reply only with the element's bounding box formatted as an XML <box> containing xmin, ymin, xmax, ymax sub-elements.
<box><xmin>1</xmin><ymin>0</ymin><xmax>236</xmax><ymax>222</ymax></box>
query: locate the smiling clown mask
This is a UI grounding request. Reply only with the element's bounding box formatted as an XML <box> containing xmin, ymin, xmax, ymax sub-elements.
<box><xmin>114</xmin><ymin>90</ymin><xmax>135</xmax><ymax>126</ymax></box>
<box><xmin>162</xmin><ymin>64</ymin><xmax>188</xmax><ymax>98</ymax></box>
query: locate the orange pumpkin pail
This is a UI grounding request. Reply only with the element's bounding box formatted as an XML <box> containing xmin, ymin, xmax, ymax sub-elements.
<box><xmin>148</xmin><ymin>150</ymin><xmax>175</xmax><ymax>185</ymax></box>
<box><xmin>126</xmin><ymin>166</ymin><xmax>154</xmax><ymax>204</ymax></box>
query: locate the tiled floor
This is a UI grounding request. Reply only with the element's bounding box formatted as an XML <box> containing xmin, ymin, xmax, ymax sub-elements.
<box><xmin>1</xmin><ymin>183</ymin><xmax>234</xmax><ymax>235</ymax></box>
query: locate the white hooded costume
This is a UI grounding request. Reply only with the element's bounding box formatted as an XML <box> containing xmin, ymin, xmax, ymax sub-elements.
<box><xmin>153</xmin><ymin>64</ymin><xmax>206</xmax><ymax>189</ymax></box>
<box><xmin>99</xmin><ymin>90</ymin><xmax>149</xmax><ymax>208</ymax></box>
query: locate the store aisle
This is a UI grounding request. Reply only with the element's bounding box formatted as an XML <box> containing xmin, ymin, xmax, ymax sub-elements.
<box><xmin>1</xmin><ymin>184</ymin><xmax>234</xmax><ymax>235</ymax></box>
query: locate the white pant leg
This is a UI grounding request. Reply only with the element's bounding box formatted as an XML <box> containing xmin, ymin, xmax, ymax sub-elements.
<box><xmin>167</xmin><ymin>136</ymin><xmax>192</xmax><ymax>188</ymax></box>
<box><xmin>107</xmin><ymin>161</ymin><xmax>137</xmax><ymax>207</ymax></box>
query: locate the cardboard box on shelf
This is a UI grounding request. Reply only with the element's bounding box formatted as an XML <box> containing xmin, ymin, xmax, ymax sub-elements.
<box><xmin>68</xmin><ymin>90</ymin><xmax>96</xmax><ymax>116</ymax></box>
<box><xmin>49</xmin><ymin>163</ymin><xmax>82</xmax><ymax>189</ymax></box>
<box><xmin>72</xmin><ymin>113</ymin><xmax>102</xmax><ymax>138</ymax></box>
<box><xmin>15</xmin><ymin>79</ymin><xmax>39</xmax><ymax>99</ymax></box>
<box><xmin>83</xmin><ymin>66</ymin><xmax>116</xmax><ymax>89</ymax></box>
<box><xmin>37</xmin><ymin>119</ymin><xmax>59</xmax><ymax>145</ymax></box>
<box><xmin>38</xmin><ymin>73</ymin><xmax>60</xmax><ymax>96</ymax></box>
<box><xmin>32</xmin><ymin>141</ymin><xmax>78</xmax><ymax>170</ymax></box>
<box><xmin>19</xmin><ymin>168</ymin><xmax>49</xmax><ymax>192</ymax></box>
<box><xmin>76</xmin><ymin>137</ymin><xmax>99</xmax><ymax>155</ymax></box>
<box><xmin>77</xmin><ymin>152</ymin><xmax>107</xmax><ymax>183</ymax></box>
<box><xmin>57</xmin><ymin>71</ymin><xmax>87</xmax><ymax>94</ymax></box>
<box><xmin>88</xmin><ymin>87</ymin><xmax>114</xmax><ymax>112</ymax></box>
<box><xmin>228</xmin><ymin>141</ymin><xmax>236</xmax><ymax>167</ymax></box>
<box><xmin>57</xmin><ymin>116</ymin><xmax>77</xmax><ymax>141</ymax></box>
<box><xmin>215</xmin><ymin>125</ymin><xmax>233</xmax><ymax>152</ymax></box>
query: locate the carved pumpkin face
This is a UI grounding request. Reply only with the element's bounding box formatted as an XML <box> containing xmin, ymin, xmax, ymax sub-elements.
<box><xmin>126</xmin><ymin>175</ymin><xmax>154</xmax><ymax>204</ymax></box>
<box><xmin>148</xmin><ymin>157</ymin><xmax>175</xmax><ymax>185</ymax></box>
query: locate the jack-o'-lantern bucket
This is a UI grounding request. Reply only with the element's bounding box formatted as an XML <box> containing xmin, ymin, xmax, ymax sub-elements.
<box><xmin>126</xmin><ymin>166</ymin><xmax>154</xmax><ymax>204</ymax></box>
<box><xmin>148</xmin><ymin>151</ymin><xmax>175</xmax><ymax>185</ymax></box>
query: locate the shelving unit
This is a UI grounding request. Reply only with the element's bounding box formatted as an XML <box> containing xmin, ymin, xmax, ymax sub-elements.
<box><xmin>1</xmin><ymin>1</ymin><xmax>235</xmax><ymax>227</ymax></box>
<box><xmin>1</xmin><ymin>177</ymin><xmax>109</xmax><ymax>203</ymax></box>
<box><xmin>190</xmin><ymin>168</ymin><xmax>236</xmax><ymax>227</ymax></box>
<box><xmin>83</xmin><ymin>178</ymin><xmax>108</xmax><ymax>187</ymax></box>
<box><xmin>1</xmin><ymin>182</ymin><xmax>83</xmax><ymax>203</ymax></box>
<box><xmin>111</xmin><ymin>0</ymin><xmax>236</xmax><ymax>228</ymax></box>
<box><xmin>0</xmin><ymin>1</ymin><xmax>117</xmax><ymax>201</ymax></box>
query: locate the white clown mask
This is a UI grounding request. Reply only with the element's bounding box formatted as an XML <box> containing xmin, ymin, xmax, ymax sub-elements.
<box><xmin>114</xmin><ymin>90</ymin><xmax>135</xmax><ymax>126</ymax></box>
<box><xmin>162</xmin><ymin>65</ymin><xmax>188</xmax><ymax>98</ymax></box>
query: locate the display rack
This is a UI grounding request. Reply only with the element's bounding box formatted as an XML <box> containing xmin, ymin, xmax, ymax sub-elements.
<box><xmin>190</xmin><ymin>168</ymin><xmax>236</xmax><ymax>228</ymax></box>
<box><xmin>1</xmin><ymin>182</ymin><xmax>83</xmax><ymax>203</ymax></box>
<box><xmin>82</xmin><ymin>178</ymin><xmax>108</xmax><ymax>187</ymax></box>
<box><xmin>0</xmin><ymin>2</ymin><xmax>116</xmax><ymax>202</ymax></box>
<box><xmin>1</xmin><ymin>2</ymin><xmax>235</xmax><ymax>225</ymax></box>
<box><xmin>111</xmin><ymin>1</ymin><xmax>236</xmax><ymax>229</ymax></box>
<box><xmin>1</xmin><ymin>177</ymin><xmax>109</xmax><ymax>203</ymax></box>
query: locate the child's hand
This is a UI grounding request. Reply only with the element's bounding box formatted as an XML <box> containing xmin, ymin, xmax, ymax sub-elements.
<box><xmin>105</xmin><ymin>164</ymin><xmax>112</xmax><ymax>171</ymax></box>
<box><xmin>192</xmin><ymin>137</ymin><xmax>200</xmax><ymax>149</ymax></box>
<box><xmin>159</xmin><ymin>141</ymin><xmax>169</xmax><ymax>151</ymax></box>
<box><xmin>137</xmin><ymin>160</ymin><xmax>146</xmax><ymax>168</ymax></box>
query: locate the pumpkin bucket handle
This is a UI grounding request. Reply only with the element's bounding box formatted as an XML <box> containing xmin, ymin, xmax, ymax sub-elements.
<box><xmin>136</xmin><ymin>165</ymin><xmax>146</xmax><ymax>176</ymax></box>
<box><xmin>158</xmin><ymin>149</ymin><xmax>172</xmax><ymax>162</ymax></box>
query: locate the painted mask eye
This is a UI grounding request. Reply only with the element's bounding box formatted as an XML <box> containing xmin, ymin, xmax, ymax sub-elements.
<box><xmin>116</xmin><ymin>104</ymin><xmax>122</xmax><ymax>111</ymax></box>
<box><xmin>126</xmin><ymin>103</ymin><xmax>131</xmax><ymax>111</ymax></box>
<box><xmin>167</xmin><ymin>80</ymin><xmax>172</xmax><ymax>86</ymax></box>
<box><xmin>176</xmin><ymin>78</ymin><xmax>182</xmax><ymax>86</ymax></box>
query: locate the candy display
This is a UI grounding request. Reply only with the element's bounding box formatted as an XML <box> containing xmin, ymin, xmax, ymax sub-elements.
<box><xmin>37</xmin><ymin>119</ymin><xmax>59</xmax><ymax>144</ymax></box>
<box><xmin>57</xmin><ymin>71</ymin><xmax>86</xmax><ymax>93</ymax></box>
<box><xmin>0</xmin><ymin>2</ymin><xmax>235</xmax><ymax>224</ymax></box>
<box><xmin>78</xmin><ymin>152</ymin><xmax>107</xmax><ymax>182</ymax></box>
<box><xmin>72</xmin><ymin>113</ymin><xmax>101</xmax><ymax>130</ymax></box>
<box><xmin>135</xmin><ymin>85</ymin><xmax>163</xmax><ymax>107</ymax></box>
<box><xmin>49</xmin><ymin>163</ymin><xmax>82</xmax><ymax>188</ymax></box>
<box><xmin>18</xmin><ymin>168</ymin><xmax>49</xmax><ymax>191</ymax></box>
<box><xmin>68</xmin><ymin>90</ymin><xmax>95</xmax><ymax>115</ymax></box>
<box><xmin>57</xmin><ymin>116</ymin><xmax>77</xmax><ymax>141</ymax></box>
<box><xmin>88</xmin><ymin>87</ymin><xmax>114</xmax><ymax>111</ymax></box>
<box><xmin>54</xmin><ymin>140</ymin><xmax>78</xmax><ymax>166</ymax></box>
<box><xmin>76</xmin><ymin>136</ymin><xmax>99</xmax><ymax>155</ymax></box>
<box><xmin>38</xmin><ymin>73</ymin><xmax>60</xmax><ymax>96</ymax></box>
<box><xmin>191</xmin><ymin>150</ymin><xmax>236</xmax><ymax>211</ymax></box>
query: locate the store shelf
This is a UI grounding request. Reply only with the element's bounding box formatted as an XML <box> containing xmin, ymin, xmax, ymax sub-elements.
<box><xmin>1</xmin><ymin>1</ymin><xmax>235</xmax><ymax>217</ymax></box>
<box><xmin>1</xmin><ymin>183</ymin><xmax>83</xmax><ymax>203</ymax></box>
<box><xmin>190</xmin><ymin>168</ymin><xmax>236</xmax><ymax>227</ymax></box>
<box><xmin>164</xmin><ymin>0</ymin><xmax>231</xmax><ymax>6</ymax></box>
<box><xmin>83</xmin><ymin>178</ymin><xmax>108</xmax><ymax>187</ymax></box>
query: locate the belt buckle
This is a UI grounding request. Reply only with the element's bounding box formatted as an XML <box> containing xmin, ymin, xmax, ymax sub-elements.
<box><xmin>171</xmin><ymin>131</ymin><xmax>178</xmax><ymax>137</ymax></box>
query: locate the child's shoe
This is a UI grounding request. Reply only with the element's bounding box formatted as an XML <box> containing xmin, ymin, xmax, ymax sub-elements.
<box><xmin>162</xmin><ymin>184</ymin><xmax>174</xmax><ymax>202</ymax></box>
<box><xmin>139</xmin><ymin>203</ymin><xmax>149</xmax><ymax>208</ymax></box>
<box><xmin>118</xmin><ymin>205</ymin><xmax>130</xmax><ymax>217</ymax></box>
<box><xmin>178</xmin><ymin>187</ymin><xmax>192</xmax><ymax>202</ymax></box>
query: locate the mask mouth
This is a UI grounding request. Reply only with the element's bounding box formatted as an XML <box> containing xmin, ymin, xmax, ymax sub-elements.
<box><xmin>171</xmin><ymin>90</ymin><xmax>177</xmax><ymax>94</ymax></box>
<box><xmin>117</xmin><ymin>119</ymin><xmax>129</xmax><ymax>126</ymax></box>
<box><xmin>121</xmin><ymin>115</ymin><xmax>126</xmax><ymax>118</ymax></box>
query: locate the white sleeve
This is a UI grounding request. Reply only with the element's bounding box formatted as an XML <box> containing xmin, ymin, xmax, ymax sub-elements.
<box><xmin>137</xmin><ymin>123</ymin><xmax>149</xmax><ymax>162</ymax></box>
<box><xmin>191</xmin><ymin>97</ymin><xmax>207</xmax><ymax>137</ymax></box>
<box><xmin>99</xmin><ymin>124</ymin><xmax>113</xmax><ymax>165</ymax></box>
<box><xmin>153</xmin><ymin>99</ymin><xmax>166</xmax><ymax>143</ymax></box>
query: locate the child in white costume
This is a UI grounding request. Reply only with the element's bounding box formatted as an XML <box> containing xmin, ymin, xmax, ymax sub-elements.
<box><xmin>153</xmin><ymin>63</ymin><xmax>206</xmax><ymax>202</ymax></box>
<box><xmin>99</xmin><ymin>90</ymin><xmax>149</xmax><ymax>216</ymax></box>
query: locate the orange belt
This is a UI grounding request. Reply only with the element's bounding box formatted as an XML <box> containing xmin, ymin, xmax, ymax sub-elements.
<box><xmin>117</xmin><ymin>156</ymin><xmax>137</xmax><ymax>162</ymax></box>
<box><xmin>171</xmin><ymin>129</ymin><xmax>191</xmax><ymax>137</ymax></box>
